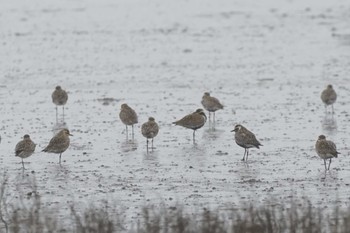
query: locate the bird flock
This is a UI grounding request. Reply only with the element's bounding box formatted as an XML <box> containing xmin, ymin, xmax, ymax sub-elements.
<box><xmin>15</xmin><ymin>84</ymin><xmax>339</xmax><ymax>171</ymax></box>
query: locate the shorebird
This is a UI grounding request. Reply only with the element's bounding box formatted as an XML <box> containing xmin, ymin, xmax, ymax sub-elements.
<box><xmin>42</xmin><ymin>128</ymin><xmax>72</xmax><ymax>164</ymax></box>
<box><xmin>321</xmin><ymin>84</ymin><xmax>337</xmax><ymax>114</ymax></box>
<box><xmin>52</xmin><ymin>86</ymin><xmax>68</xmax><ymax>121</ymax></box>
<box><xmin>141</xmin><ymin>117</ymin><xmax>159</xmax><ymax>152</ymax></box>
<box><xmin>173</xmin><ymin>109</ymin><xmax>207</xmax><ymax>143</ymax></box>
<box><xmin>119</xmin><ymin>104</ymin><xmax>138</xmax><ymax>138</ymax></box>
<box><xmin>15</xmin><ymin>134</ymin><xmax>36</xmax><ymax>169</ymax></box>
<box><xmin>201</xmin><ymin>92</ymin><xmax>223</xmax><ymax>123</ymax></box>
<box><xmin>315</xmin><ymin>135</ymin><xmax>340</xmax><ymax>171</ymax></box>
<box><xmin>231</xmin><ymin>124</ymin><xmax>262</xmax><ymax>161</ymax></box>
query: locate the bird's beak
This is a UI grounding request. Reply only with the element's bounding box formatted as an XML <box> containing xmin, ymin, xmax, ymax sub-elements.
<box><xmin>69</xmin><ymin>133</ymin><xmax>73</xmax><ymax>136</ymax></box>
<box><xmin>230</xmin><ymin>129</ymin><xmax>235</xmax><ymax>132</ymax></box>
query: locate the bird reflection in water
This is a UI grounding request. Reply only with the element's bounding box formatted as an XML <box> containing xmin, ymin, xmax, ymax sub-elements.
<box><xmin>321</xmin><ymin>114</ymin><xmax>337</xmax><ymax>134</ymax></box>
<box><xmin>121</xmin><ymin>139</ymin><xmax>138</xmax><ymax>152</ymax></box>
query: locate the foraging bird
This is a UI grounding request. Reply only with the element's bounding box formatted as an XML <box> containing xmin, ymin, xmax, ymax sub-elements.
<box><xmin>315</xmin><ymin>135</ymin><xmax>340</xmax><ymax>171</ymax></box>
<box><xmin>52</xmin><ymin>86</ymin><xmax>68</xmax><ymax>121</ymax></box>
<box><xmin>321</xmin><ymin>84</ymin><xmax>337</xmax><ymax>114</ymax></box>
<box><xmin>231</xmin><ymin>124</ymin><xmax>262</xmax><ymax>161</ymax></box>
<box><xmin>141</xmin><ymin>117</ymin><xmax>159</xmax><ymax>152</ymax></box>
<box><xmin>173</xmin><ymin>109</ymin><xmax>207</xmax><ymax>143</ymax></box>
<box><xmin>119</xmin><ymin>104</ymin><xmax>138</xmax><ymax>138</ymax></box>
<box><xmin>42</xmin><ymin>128</ymin><xmax>72</xmax><ymax>164</ymax></box>
<box><xmin>15</xmin><ymin>134</ymin><xmax>36</xmax><ymax>169</ymax></box>
<box><xmin>201</xmin><ymin>92</ymin><xmax>223</xmax><ymax>123</ymax></box>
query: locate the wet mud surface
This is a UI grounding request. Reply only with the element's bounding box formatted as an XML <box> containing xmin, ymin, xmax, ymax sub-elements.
<box><xmin>1</xmin><ymin>0</ymin><xmax>350</xmax><ymax>226</ymax></box>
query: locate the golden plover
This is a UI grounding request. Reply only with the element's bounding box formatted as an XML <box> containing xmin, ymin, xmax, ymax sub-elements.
<box><xmin>173</xmin><ymin>109</ymin><xmax>207</xmax><ymax>143</ymax></box>
<box><xmin>15</xmin><ymin>134</ymin><xmax>36</xmax><ymax>169</ymax></box>
<box><xmin>315</xmin><ymin>135</ymin><xmax>340</xmax><ymax>171</ymax></box>
<box><xmin>119</xmin><ymin>104</ymin><xmax>138</xmax><ymax>138</ymax></box>
<box><xmin>231</xmin><ymin>124</ymin><xmax>262</xmax><ymax>161</ymax></box>
<box><xmin>42</xmin><ymin>128</ymin><xmax>72</xmax><ymax>164</ymax></box>
<box><xmin>201</xmin><ymin>92</ymin><xmax>223</xmax><ymax>123</ymax></box>
<box><xmin>321</xmin><ymin>84</ymin><xmax>337</xmax><ymax>114</ymax></box>
<box><xmin>141</xmin><ymin>117</ymin><xmax>159</xmax><ymax>152</ymax></box>
<box><xmin>52</xmin><ymin>86</ymin><xmax>68</xmax><ymax>121</ymax></box>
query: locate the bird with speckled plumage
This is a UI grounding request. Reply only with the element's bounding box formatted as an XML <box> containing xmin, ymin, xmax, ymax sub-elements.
<box><xmin>315</xmin><ymin>135</ymin><xmax>340</xmax><ymax>171</ymax></box>
<box><xmin>42</xmin><ymin>129</ymin><xmax>72</xmax><ymax>164</ymax></box>
<box><xmin>173</xmin><ymin>109</ymin><xmax>206</xmax><ymax>143</ymax></box>
<box><xmin>201</xmin><ymin>92</ymin><xmax>223</xmax><ymax>123</ymax></box>
<box><xmin>231</xmin><ymin>124</ymin><xmax>262</xmax><ymax>162</ymax></box>
<box><xmin>141</xmin><ymin>117</ymin><xmax>159</xmax><ymax>152</ymax></box>
<box><xmin>321</xmin><ymin>84</ymin><xmax>337</xmax><ymax>114</ymax></box>
<box><xmin>15</xmin><ymin>134</ymin><xmax>36</xmax><ymax>169</ymax></box>
<box><xmin>52</xmin><ymin>86</ymin><xmax>68</xmax><ymax>121</ymax></box>
<box><xmin>119</xmin><ymin>104</ymin><xmax>138</xmax><ymax>138</ymax></box>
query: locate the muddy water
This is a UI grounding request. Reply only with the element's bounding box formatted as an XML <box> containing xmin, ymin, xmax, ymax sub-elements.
<box><xmin>1</xmin><ymin>0</ymin><xmax>350</xmax><ymax>227</ymax></box>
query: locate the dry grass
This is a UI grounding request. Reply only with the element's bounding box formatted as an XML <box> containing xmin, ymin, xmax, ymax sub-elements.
<box><xmin>0</xmin><ymin>175</ymin><xmax>348</xmax><ymax>233</ymax></box>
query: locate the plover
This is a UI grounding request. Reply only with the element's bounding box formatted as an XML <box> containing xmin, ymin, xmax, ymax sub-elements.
<box><xmin>15</xmin><ymin>134</ymin><xmax>36</xmax><ymax>169</ymax></box>
<box><xmin>173</xmin><ymin>109</ymin><xmax>207</xmax><ymax>143</ymax></box>
<box><xmin>231</xmin><ymin>124</ymin><xmax>262</xmax><ymax>161</ymax></box>
<box><xmin>119</xmin><ymin>104</ymin><xmax>138</xmax><ymax>138</ymax></box>
<box><xmin>42</xmin><ymin>128</ymin><xmax>72</xmax><ymax>164</ymax></box>
<box><xmin>52</xmin><ymin>86</ymin><xmax>68</xmax><ymax>121</ymax></box>
<box><xmin>141</xmin><ymin>117</ymin><xmax>159</xmax><ymax>152</ymax></box>
<box><xmin>321</xmin><ymin>84</ymin><xmax>337</xmax><ymax>114</ymax></box>
<box><xmin>315</xmin><ymin>135</ymin><xmax>340</xmax><ymax>171</ymax></box>
<box><xmin>201</xmin><ymin>92</ymin><xmax>223</xmax><ymax>123</ymax></box>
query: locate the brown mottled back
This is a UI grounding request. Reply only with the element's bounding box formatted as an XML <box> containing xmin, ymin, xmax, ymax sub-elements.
<box><xmin>119</xmin><ymin>104</ymin><xmax>138</xmax><ymax>126</ymax></box>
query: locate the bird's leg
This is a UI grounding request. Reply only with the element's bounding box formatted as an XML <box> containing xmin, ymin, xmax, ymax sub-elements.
<box><xmin>242</xmin><ymin>149</ymin><xmax>246</xmax><ymax>161</ymax></box>
<box><xmin>193</xmin><ymin>130</ymin><xmax>196</xmax><ymax>144</ymax></box>
<box><xmin>132</xmin><ymin>125</ymin><xmax>134</xmax><ymax>140</ymax></box>
<box><xmin>22</xmin><ymin>159</ymin><xmax>25</xmax><ymax>170</ymax></box>
<box><xmin>59</xmin><ymin>153</ymin><xmax>62</xmax><ymax>164</ymax></box>
<box><xmin>324</xmin><ymin>159</ymin><xmax>327</xmax><ymax>171</ymax></box>
<box><xmin>55</xmin><ymin>106</ymin><xmax>58</xmax><ymax>123</ymax></box>
<box><xmin>213</xmin><ymin>112</ymin><xmax>216</xmax><ymax>130</ymax></box>
<box><xmin>63</xmin><ymin>106</ymin><xmax>65</xmax><ymax>121</ymax></box>
<box><xmin>151</xmin><ymin>138</ymin><xmax>154</xmax><ymax>151</ymax></box>
<box><xmin>332</xmin><ymin>105</ymin><xmax>334</xmax><ymax>114</ymax></box>
<box><xmin>328</xmin><ymin>158</ymin><xmax>332</xmax><ymax>170</ymax></box>
<box><xmin>246</xmin><ymin>149</ymin><xmax>249</xmax><ymax>162</ymax></box>
<box><xmin>146</xmin><ymin>139</ymin><xmax>149</xmax><ymax>153</ymax></box>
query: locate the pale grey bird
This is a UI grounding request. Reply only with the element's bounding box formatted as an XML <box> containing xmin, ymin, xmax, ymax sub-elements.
<box><xmin>321</xmin><ymin>84</ymin><xmax>337</xmax><ymax>114</ymax></box>
<box><xmin>52</xmin><ymin>86</ymin><xmax>68</xmax><ymax>121</ymax></box>
<box><xmin>42</xmin><ymin>128</ymin><xmax>72</xmax><ymax>164</ymax></box>
<box><xmin>119</xmin><ymin>104</ymin><xmax>138</xmax><ymax>138</ymax></box>
<box><xmin>315</xmin><ymin>135</ymin><xmax>340</xmax><ymax>171</ymax></box>
<box><xmin>231</xmin><ymin>124</ymin><xmax>262</xmax><ymax>161</ymax></box>
<box><xmin>15</xmin><ymin>134</ymin><xmax>36</xmax><ymax>169</ymax></box>
<box><xmin>141</xmin><ymin>117</ymin><xmax>159</xmax><ymax>152</ymax></box>
<box><xmin>201</xmin><ymin>92</ymin><xmax>223</xmax><ymax>123</ymax></box>
<box><xmin>173</xmin><ymin>109</ymin><xmax>207</xmax><ymax>143</ymax></box>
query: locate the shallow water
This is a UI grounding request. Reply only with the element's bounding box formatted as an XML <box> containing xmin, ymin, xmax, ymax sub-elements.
<box><xmin>1</xmin><ymin>0</ymin><xmax>350</xmax><ymax>227</ymax></box>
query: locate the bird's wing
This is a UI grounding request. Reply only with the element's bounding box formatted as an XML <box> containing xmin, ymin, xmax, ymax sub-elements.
<box><xmin>15</xmin><ymin>141</ymin><xmax>25</xmax><ymax>156</ymax></box>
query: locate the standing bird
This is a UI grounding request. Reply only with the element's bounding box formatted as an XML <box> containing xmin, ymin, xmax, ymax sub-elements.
<box><xmin>321</xmin><ymin>84</ymin><xmax>337</xmax><ymax>114</ymax></box>
<box><xmin>315</xmin><ymin>135</ymin><xmax>340</xmax><ymax>171</ymax></box>
<box><xmin>141</xmin><ymin>117</ymin><xmax>159</xmax><ymax>152</ymax></box>
<box><xmin>15</xmin><ymin>134</ymin><xmax>36</xmax><ymax>169</ymax></box>
<box><xmin>231</xmin><ymin>124</ymin><xmax>262</xmax><ymax>161</ymax></box>
<box><xmin>52</xmin><ymin>86</ymin><xmax>68</xmax><ymax>121</ymax></box>
<box><xmin>119</xmin><ymin>104</ymin><xmax>138</xmax><ymax>138</ymax></box>
<box><xmin>201</xmin><ymin>92</ymin><xmax>224</xmax><ymax>123</ymax></box>
<box><xmin>173</xmin><ymin>109</ymin><xmax>207</xmax><ymax>143</ymax></box>
<box><xmin>42</xmin><ymin>128</ymin><xmax>72</xmax><ymax>164</ymax></box>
